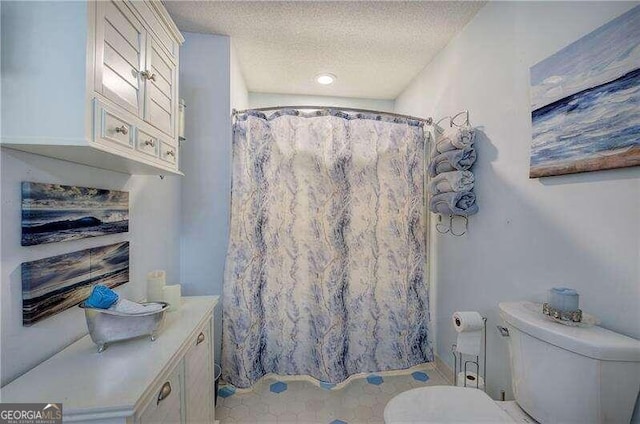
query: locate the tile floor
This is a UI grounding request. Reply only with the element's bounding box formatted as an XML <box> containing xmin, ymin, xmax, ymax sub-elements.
<box><xmin>216</xmin><ymin>364</ymin><xmax>451</xmax><ymax>423</ymax></box>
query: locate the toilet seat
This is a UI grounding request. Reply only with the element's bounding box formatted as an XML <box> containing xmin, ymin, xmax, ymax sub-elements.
<box><xmin>384</xmin><ymin>386</ymin><xmax>514</xmax><ymax>423</ymax></box>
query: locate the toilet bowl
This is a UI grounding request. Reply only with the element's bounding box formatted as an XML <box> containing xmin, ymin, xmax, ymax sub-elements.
<box><xmin>384</xmin><ymin>301</ymin><xmax>640</xmax><ymax>423</ymax></box>
<box><xmin>384</xmin><ymin>386</ymin><xmax>516</xmax><ymax>423</ymax></box>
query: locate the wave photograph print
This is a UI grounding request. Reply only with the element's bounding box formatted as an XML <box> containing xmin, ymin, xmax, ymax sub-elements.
<box><xmin>21</xmin><ymin>242</ymin><xmax>130</xmax><ymax>326</ymax></box>
<box><xmin>529</xmin><ymin>5</ymin><xmax>640</xmax><ymax>178</ymax></box>
<box><xmin>21</xmin><ymin>182</ymin><xmax>129</xmax><ymax>246</ymax></box>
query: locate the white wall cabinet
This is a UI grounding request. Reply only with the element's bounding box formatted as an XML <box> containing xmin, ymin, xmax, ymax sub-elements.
<box><xmin>95</xmin><ymin>1</ymin><xmax>147</xmax><ymax>118</ymax></box>
<box><xmin>0</xmin><ymin>0</ymin><xmax>184</xmax><ymax>175</ymax></box>
<box><xmin>1</xmin><ymin>296</ymin><xmax>219</xmax><ymax>424</ymax></box>
<box><xmin>144</xmin><ymin>37</ymin><xmax>178</xmax><ymax>137</ymax></box>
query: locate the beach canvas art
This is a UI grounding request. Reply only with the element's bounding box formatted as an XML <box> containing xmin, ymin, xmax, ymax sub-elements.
<box><xmin>529</xmin><ymin>5</ymin><xmax>640</xmax><ymax>178</ymax></box>
<box><xmin>22</xmin><ymin>242</ymin><xmax>129</xmax><ymax>326</ymax></box>
<box><xmin>21</xmin><ymin>182</ymin><xmax>129</xmax><ymax>246</ymax></box>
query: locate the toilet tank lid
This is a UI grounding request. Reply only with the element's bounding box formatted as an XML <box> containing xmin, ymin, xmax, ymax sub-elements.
<box><xmin>499</xmin><ymin>301</ymin><xmax>640</xmax><ymax>362</ymax></box>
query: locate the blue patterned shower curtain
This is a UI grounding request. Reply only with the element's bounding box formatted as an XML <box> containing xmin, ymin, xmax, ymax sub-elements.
<box><xmin>222</xmin><ymin>109</ymin><xmax>432</xmax><ymax>388</ymax></box>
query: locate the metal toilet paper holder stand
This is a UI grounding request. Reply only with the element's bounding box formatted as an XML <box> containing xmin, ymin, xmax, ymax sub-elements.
<box><xmin>451</xmin><ymin>317</ymin><xmax>487</xmax><ymax>391</ymax></box>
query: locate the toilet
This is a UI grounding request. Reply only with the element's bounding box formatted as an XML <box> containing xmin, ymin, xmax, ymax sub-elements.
<box><xmin>385</xmin><ymin>301</ymin><xmax>640</xmax><ymax>423</ymax></box>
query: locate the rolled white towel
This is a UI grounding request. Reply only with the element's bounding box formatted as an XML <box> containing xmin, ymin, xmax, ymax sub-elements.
<box><xmin>110</xmin><ymin>298</ymin><xmax>163</xmax><ymax>314</ymax></box>
<box><xmin>429</xmin><ymin>191</ymin><xmax>479</xmax><ymax>216</ymax></box>
<box><xmin>428</xmin><ymin>147</ymin><xmax>477</xmax><ymax>177</ymax></box>
<box><xmin>435</xmin><ymin>125</ymin><xmax>475</xmax><ymax>154</ymax></box>
<box><xmin>428</xmin><ymin>171</ymin><xmax>474</xmax><ymax>195</ymax></box>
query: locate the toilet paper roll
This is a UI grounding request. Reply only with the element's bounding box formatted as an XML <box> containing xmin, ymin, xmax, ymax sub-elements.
<box><xmin>147</xmin><ymin>270</ymin><xmax>166</xmax><ymax>302</ymax></box>
<box><xmin>453</xmin><ymin>311</ymin><xmax>484</xmax><ymax>355</ymax></box>
<box><xmin>457</xmin><ymin>371</ymin><xmax>485</xmax><ymax>390</ymax></box>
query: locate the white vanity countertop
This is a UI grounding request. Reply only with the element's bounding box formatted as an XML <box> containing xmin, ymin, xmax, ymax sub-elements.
<box><xmin>0</xmin><ymin>296</ymin><xmax>219</xmax><ymax>420</ymax></box>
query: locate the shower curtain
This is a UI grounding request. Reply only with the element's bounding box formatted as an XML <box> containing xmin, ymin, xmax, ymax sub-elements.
<box><xmin>222</xmin><ymin>109</ymin><xmax>432</xmax><ymax>389</ymax></box>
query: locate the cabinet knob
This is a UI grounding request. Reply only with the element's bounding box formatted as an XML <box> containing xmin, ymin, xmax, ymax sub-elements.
<box><xmin>144</xmin><ymin>139</ymin><xmax>155</xmax><ymax>147</ymax></box>
<box><xmin>196</xmin><ymin>332</ymin><xmax>205</xmax><ymax>346</ymax></box>
<box><xmin>115</xmin><ymin>125</ymin><xmax>128</xmax><ymax>135</ymax></box>
<box><xmin>141</xmin><ymin>70</ymin><xmax>157</xmax><ymax>82</ymax></box>
<box><xmin>166</xmin><ymin>150</ymin><xmax>175</xmax><ymax>157</ymax></box>
<box><xmin>157</xmin><ymin>381</ymin><xmax>172</xmax><ymax>405</ymax></box>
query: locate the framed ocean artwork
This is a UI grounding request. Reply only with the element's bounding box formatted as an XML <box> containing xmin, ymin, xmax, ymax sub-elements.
<box><xmin>21</xmin><ymin>182</ymin><xmax>129</xmax><ymax>246</ymax></box>
<box><xmin>21</xmin><ymin>242</ymin><xmax>130</xmax><ymax>326</ymax></box>
<box><xmin>529</xmin><ymin>5</ymin><xmax>640</xmax><ymax>178</ymax></box>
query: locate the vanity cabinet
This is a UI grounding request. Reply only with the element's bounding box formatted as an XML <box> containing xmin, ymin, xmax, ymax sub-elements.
<box><xmin>0</xmin><ymin>296</ymin><xmax>219</xmax><ymax>424</ymax></box>
<box><xmin>138</xmin><ymin>365</ymin><xmax>183</xmax><ymax>424</ymax></box>
<box><xmin>184</xmin><ymin>326</ymin><xmax>214</xmax><ymax>423</ymax></box>
<box><xmin>0</xmin><ymin>0</ymin><xmax>184</xmax><ymax>175</ymax></box>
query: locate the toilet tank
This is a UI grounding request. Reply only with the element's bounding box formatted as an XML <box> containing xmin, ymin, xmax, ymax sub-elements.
<box><xmin>499</xmin><ymin>301</ymin><xmax>640</xmax><ymax>424</ymax></box>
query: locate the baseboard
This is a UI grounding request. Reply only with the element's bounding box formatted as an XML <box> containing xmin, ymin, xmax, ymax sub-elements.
<box><xmin>435</xmin><ymin>354</ymin><xmax>454</xmax><ymax>385</ymax></box>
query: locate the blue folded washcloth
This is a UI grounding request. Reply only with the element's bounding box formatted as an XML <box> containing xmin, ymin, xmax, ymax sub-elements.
<box><xmin>85</xmin><ymin>285</ymin><xmax>119</xmax><ymax>309</ymax></box>
<box><xmin>429</xmin><ymin>191</ymin><xmax>479</xmax><ymax>216</ymax></box>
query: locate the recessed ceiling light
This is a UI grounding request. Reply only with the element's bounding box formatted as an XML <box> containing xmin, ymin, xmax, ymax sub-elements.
<box><xmin>316</xmin><ymin>73</ymin><xmax>336</xmax><ymax>85</ymax></box>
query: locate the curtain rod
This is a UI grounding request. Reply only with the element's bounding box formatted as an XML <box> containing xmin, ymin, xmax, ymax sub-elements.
<box><xmin>232</xmin><ymin>106</ymin><xmax>433</xmax><ymax>125</ymax></box>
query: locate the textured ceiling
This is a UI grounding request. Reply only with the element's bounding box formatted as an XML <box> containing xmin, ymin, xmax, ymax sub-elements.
<box><xmin>164</xmin><ymin>1</ymin><xmax>485</xmax><ymax>99</ymax></box>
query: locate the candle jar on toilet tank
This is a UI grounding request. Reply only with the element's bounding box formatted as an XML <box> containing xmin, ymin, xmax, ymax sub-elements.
<box><xmin>548</xmin><ymin>288</ymin><xmax>579</xmax><ymax>312</ymax></box>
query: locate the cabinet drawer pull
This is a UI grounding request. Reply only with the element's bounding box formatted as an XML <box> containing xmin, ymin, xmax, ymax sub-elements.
<box><xmin>196</xmin><ymin>332</ymin><xmax>205</xmax><ymax>345</ymax></box>
<box><xmin>156</xmin><ymin>381</ymin><xmax>172</xmax><ymax>405</ymax></box>
<box><xmin>144</xmin><ymin>139</ymin><xmax>155</xmax><ymax>147</ymax></box>
<box><xmin>114</xmin><ymin>125</ymin><xmax>128</xmax><ymax>135</ymax></box>
<box><xmin>165</xmin><ymin>150</ymin><xmax>175</xmax><ymax>157</ymax></box>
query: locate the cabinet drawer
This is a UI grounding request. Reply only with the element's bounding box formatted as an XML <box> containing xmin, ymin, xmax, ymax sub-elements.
<box><xmin>159</xmin><ymin>142</ymin><xmax>177</xmax><ymax>165</ymax></box>
<box><xmin>135</xmin><ymin>129</ymin><xmax>159</xmax><ymax>158</ymax></box>
<box><xmin>95</xmin><ymin>104</ymin><xmax>134</xmax><ymax>149</ymax></box>
<box><xmin>138</xmin><ymin>365</ymin><xmax>183</xmax><ymax>424</ymax></box>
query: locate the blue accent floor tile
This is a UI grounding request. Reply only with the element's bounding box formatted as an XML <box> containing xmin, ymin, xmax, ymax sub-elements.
<box><xmin>270</xmin><ymin>381</ymin><xmax>288</xmax><ymax>393</ymax></box>
<box><xmin>412</xmin><ymin>371</ymin><xmax>430</xmax><ymax>382</ymax></box>
<box><xmin>320</xmin><ymin>381</ymin><xmax>336</xmax><ymax>390</ymax></box>
<box><xmin>330</xmin><ymin>420</ymin><xmax>348</xmax><ymax>424</ymax></box>
<box><xmin>366</xmin><ymin>374</ymin><xmax>384</xmax><ymax>385</ymax></box>
<box><xmin>218</xmin><ymin>386</ymin><xmax>236</xmax><ymax>398</ymax></box>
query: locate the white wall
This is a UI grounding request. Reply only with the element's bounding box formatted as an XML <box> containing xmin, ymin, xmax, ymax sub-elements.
<box><xmin>395</xmin><ymin>0</ymin><xmax>640</xmax><ymax>408</ymax></box>
<box><xmin>231</xmin><ymin>41</ymin><xmax>249</xmax><ymax>112</ymax></box>
<box><xmin>0</xmin><ymin>149</ymin><xmax>181</xmax><ymax>386</ymax></box>
<box><xmin>180</xmin><ymin>33</ymin><xmax>248</xmax><ymax>361</ymax></box>
<box><xmin>179</xmin><ymin>32</ymin><xmax>230</xmax><ymax>298</ymax></box>
<box><xmin>248</xmin><ymin>92</ymin><xmax>394</xmax><ymax>112</ymax></box>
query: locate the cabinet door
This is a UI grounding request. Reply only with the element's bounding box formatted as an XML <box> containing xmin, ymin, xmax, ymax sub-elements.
<box><xmin>95</xmin><ymin>0</ymin><xmax>146</xmax><ymax>117</ymax></box>
<box><xmin>144</xmin><ymin>37</ymin><xmax>176</xmax><ymax>138</ymax></box>
<box><xmin>184</xmin><ymin>325</ymin><xmax>213</xmax><ymax>424</ymax></box>
<box><xmin>138</xmin><ymin>364</ymin><xmax>183</xmax><ymax>424</ymax></box>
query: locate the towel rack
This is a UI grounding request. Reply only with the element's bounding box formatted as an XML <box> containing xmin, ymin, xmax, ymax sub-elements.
<box><xmin>430</xmin><ymin>110</ymin><xmax>475</xmax><ymax>236</ymax></box>
<box><xmin>450</xmin><ymin>110</ymin><xmax>470</xmax><ymax>127</ymax></box>
<box><xmin>435</xmin><ymin>214</ymin><xmax>468</xmax><ymax>236</ymax></box>
<box><xmin>432</xmin><ymin>110</ymin><xmax>470</xmax><ymax>133</ymax></box>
